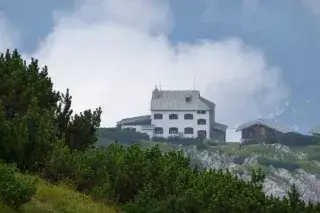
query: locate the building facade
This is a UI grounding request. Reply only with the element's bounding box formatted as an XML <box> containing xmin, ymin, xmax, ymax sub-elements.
<box><xmin>117</xmin><ymin>88</ymin><xmax>228</xmax><ymax>141</ymax></box>
<box><xmin>236</xmin><ymin>118</ymin><xmax>292</xmax><ymax>142</ymax></box>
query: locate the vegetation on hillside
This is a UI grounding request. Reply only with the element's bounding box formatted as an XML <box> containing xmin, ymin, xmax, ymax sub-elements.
<box><xmin>1</xmin><ymin>49</ymin><xmax>320</xmax><ymax>212</ymax></box>
<box><xmin>0</xmin><ymin>172</ymin><xmax>117</xmax><ymax>213</ymax></box>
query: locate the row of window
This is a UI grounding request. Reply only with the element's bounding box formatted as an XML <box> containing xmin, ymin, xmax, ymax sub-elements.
<box><xmin>154</xmin><ymin>112</ymin><xmax>206</xmax><ymax>119</ymax></box>
<box><xmin>154</xmin><ymin>113</ymin><xmax>207</xmax><ymax>124</ymax></box>
<box><xmin>154</xmin><ymin>127</ymin><xmax>207</xmax><ymax>137</ymax></box>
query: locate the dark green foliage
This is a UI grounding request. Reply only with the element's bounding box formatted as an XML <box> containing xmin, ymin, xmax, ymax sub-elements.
<box><xmin>56</xmin><ymin>88</ymin><xmax>102</xmax><ymax>151</ymax></box>
<box><xmin>0</xmin><ymin>162</ymin><xmax>36</xmax><ymax>209</ymax></box>
<box><xmin>0</xmin><ymin>49</ymin><xmax>102</xmax><ymax>172</ymax></box>
<box><xmin>44</xmin><ymin>142</ymin><xmax>320</xmax><ymax>213</ymax></box>
<box><xmin>204</xmin><ymin>139</ymin><xmax>219</xmax><ymax>146</ymax></box>
<box><xmin>0</xmin><ymin>50</ymin><xmax>60</xmax><ymax>171</ymax></box>
<box><xmin>0</xmin><ymin>49</ymin><xmax>60</xmax><ymax>120</ymax></box>
<box><xmin>97</xmin><ymin>127</ymin><xmax>150</xmax><ymax>146</ymax></box>
<box><xmin>242</xmin><ymin>132</ymin><xmax>320</xmax><ymax>147</ymax></box>
<box><xmin>257</xmin><ymin>157</ymin><xmax>301</xmax><ymax>171</ymax></box>
<box><xmin>308</xmin><ymin>155</ymin><xmax>320</xmax><ymax>161</ymax></box>
<box><xmin>278</xmin><ymin>132</ymin><xmax>320</xmax><ymax>147</ymax></box>
<box><xmin>152</xmin><ymin>136</ymin><xmax>203</xmax><ymax>145</ymax></box>
<box><xmin>195</xmin><ymin>142</ymin><xmax>207</xmax><ymax>150</ymax></box>
<box><xmin>65</xmin><ymin>107</ymin><xmax>102</xmax><ymax>151</ymax></box>
<box><xmin>55</xmin><ymin>88</ymin><xmax>73</xmax><ymax>140</ymax></box>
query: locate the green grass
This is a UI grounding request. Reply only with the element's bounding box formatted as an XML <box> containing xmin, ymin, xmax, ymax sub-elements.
<box><xmin>297</xmin><ymin>160</ymin><xmax>320</xmax><ymax>175</ymax></box>
<box><xmin>0</xmin><ymin>177</ymin><xmax>119</xmax><ymax>213</ymax></box>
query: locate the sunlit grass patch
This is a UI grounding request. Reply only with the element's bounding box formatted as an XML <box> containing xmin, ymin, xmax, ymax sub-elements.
<box><xmin>0</xmin><ymin>177</ymin><xmax>119</xmax><ymax>213</ymax></box>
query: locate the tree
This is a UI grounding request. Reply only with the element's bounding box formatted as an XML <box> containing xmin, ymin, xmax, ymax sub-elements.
<box><xmin>0</xmin><ymin>50</ymin><xmax>60</xmax><ymax>171</ymax></box>
<box><xmin>55</xmin><ymin>88</ymin><xmax>73</xmax><ymax>139</ymax></box>
<box><xmin>0</xmin><ymin>49</ymin><xmax>102</xmax><ymax>170</ymax></box>
<box><xmin>66</xmin><ymin>107</ymin><xmax>102</xmax><ymax>151</ymax></box>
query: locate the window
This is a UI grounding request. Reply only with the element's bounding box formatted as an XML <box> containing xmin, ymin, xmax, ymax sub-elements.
<box><xmin>197</xmin><ymin>110</ymin><xmax>206</xmax><ymax>114</ymax></box>
<box><xmin>154</xmin><ymin>127</ymin><xmax>163</xmax><ymax>134</ymax></box>
<box><xmin>154</xmin><ymin>113</ymin><xmax>163</xmax><ymax>119</ymax></box>
<box><xmin>197</xmin><ymin>130</ymin><xmax>207</xmax><ymax>138</ymax></box>
<box><xmin>169</xmin><ymin>127</ymin><xmax>178</xmax><ymax>134</ymax></box>
<box><xmin>197</xmin><ymin>119</ymin><xmax>206</xmax><ymax>125</ymax></box>
<box><xmin>169</xmin><ymin>114</ymin><xmax>178</xmax><ymax>120</ymax></box>
<box><xmin>185</xmin><ymin>97</ymin><xmax>191</xmax><ymax>102</ymax></box>
<box><xmin>184</xmin><ymin>127</ymin><xmax>194</xmax><ymax>134</ymax></box>
<box><xmin>184</xmin><ymin>113</ymin><xmax>193</xmax><ymax>120</ymax></box>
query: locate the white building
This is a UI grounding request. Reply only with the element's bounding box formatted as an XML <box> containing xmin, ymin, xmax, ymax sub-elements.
<box><xmin>117</xmin><ymin>88</ymin><xmax>228</xmax><ymax>142</ymax></box>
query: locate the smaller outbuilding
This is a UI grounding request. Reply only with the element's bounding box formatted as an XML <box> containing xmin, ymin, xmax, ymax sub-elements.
<box><xmin>236</xmin><ymin>118</ymin><xmax>293</xmax><ymax>141</ymax></box>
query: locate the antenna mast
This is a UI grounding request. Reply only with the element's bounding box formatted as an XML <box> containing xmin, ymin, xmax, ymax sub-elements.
<box><xmin>193</xmin><ymin>76</ymin><xmax>196</xmax><ymax>90</ymax></box>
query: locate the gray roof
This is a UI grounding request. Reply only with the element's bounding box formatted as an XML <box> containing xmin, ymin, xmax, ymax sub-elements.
<box><xmin>117</xmin><ymin>115</ymin><xmax>151</xmax><ymax>126</ymax></box>
<box><xmin>236</xmin><ymin>118</ymin><xmax>292</xmax><ymax>133</ymax></box>
<box><xmin>150</xmin><ymin>90</ymin><xmax>215</xmax><ymax>111</ymax></box>
<box><xmin>213</xmin><ymin>122</ymin><xmax>228</xmax><ymax>132</ymax></box>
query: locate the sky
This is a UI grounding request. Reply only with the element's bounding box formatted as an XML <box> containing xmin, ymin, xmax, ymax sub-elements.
<box><xmin>0</xmin><ymin>0</ymin><xmax>320</xmax><ymax>141</ymax></box>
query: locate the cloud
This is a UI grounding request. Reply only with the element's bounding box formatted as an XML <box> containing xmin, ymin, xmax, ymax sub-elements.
<box><xmin>0</xmin><ymin>13</ymin><xmax>19</xmax><ymax>50</ymax></box>
<box><xmin>26</xmin><ymin>0</ymin><xmax>289</xmax><ymax>141</ymax></box>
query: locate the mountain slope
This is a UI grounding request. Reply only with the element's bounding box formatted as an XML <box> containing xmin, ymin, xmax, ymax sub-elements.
<box><xmin>183</xmin><ymin>142</ymin><xmax>320</xmax><ymax>203</ymax></box>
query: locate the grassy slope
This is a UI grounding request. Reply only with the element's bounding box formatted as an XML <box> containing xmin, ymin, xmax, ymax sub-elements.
<box><xmin>0</xmin><ymin>178</ymin><xmax>119</xmax><ymax>213</ymax></box>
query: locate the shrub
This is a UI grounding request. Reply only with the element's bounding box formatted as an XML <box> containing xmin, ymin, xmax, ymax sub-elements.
<box><xmin>152</xmin><ymin>136</ymin><xmax>203</xmax><ymax>146</ymax></box>
<box><xmin>196</xmin><ymin>142</ymin><xmax>207</xmax><ymax>150</ymax></box>
<box><xmin>97</xmin><ymin>128</ymin><xmax>149</xmax><ymax>146</ymax></box>
<box><xmin>257</xmin><ymin>157</ymin><xmax>300</xmax><ymax>171</ymax></box>
<box><xmin>43</xmin><ymin>142</ymin><xmax>320</xmax><ymax>213</ymax></box>
<box><xmin>308</xmin><ymin>155</ymin><xmax>320</xmax><ymax>161</ymax></box>
<box><xmin>0</xmin><ymin>162</ymin><xmax>37</xmax><ymax>209</ymax></box>
<box><xmin>204</xmin><ymin>139</ymin><xmax>219</xmax><ymax>146</ymax></box>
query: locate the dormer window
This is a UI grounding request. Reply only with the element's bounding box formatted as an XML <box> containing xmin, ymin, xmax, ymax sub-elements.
<box><xmin>185</xmin><ymin>94</ymin><xmax>192</xmax><ymax>102</ymax></box>
<box><xmin>197</xmin><ymin>110</ymin><xmax>206</xmax><ymax>114</ymax></box>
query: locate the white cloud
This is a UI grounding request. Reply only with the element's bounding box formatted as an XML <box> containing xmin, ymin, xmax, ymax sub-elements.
<box><xmin>0</xmin><ymin>13</ymin><xmax>19</xmax><ymax>50</ymax></box>
<box><xmin>10</xmin><ymin>0</ymin><xmax>288</xmax><ymax>141</ymax></box>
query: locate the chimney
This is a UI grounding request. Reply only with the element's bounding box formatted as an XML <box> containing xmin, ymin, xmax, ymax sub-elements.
<box><xmin>152</xmin><ymin>85</ymin><xmax>160</xmax><ymax>98</ymax></box>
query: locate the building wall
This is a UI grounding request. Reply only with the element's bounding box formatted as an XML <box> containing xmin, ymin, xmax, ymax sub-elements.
<box><xmin>120</xmin><ymin>124</ymin><xmax>153</xmax><ymax>138</ymax></box>
<box><xmin>209</xmin><ymin>107</ymin><xmax>215</xmax><ymax>138</ymax></box>
<box><xmin>151</xmin><ymin>110</ymin><xmax>211</xmax><ymax>138</ymax></box>
<box><xmin>212</xmin><ymin>129</ymin><xmax>226</xmax><ymax>142</ymax></box>
<box><xmin>241</xmin><ymin>124</ymin><xmax>284</xmax><ymax>140</ymax></box>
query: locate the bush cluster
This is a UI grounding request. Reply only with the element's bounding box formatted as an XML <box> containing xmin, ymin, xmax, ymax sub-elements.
<box><xmin>241</xmin><ymin>132</ymin><xmax>320</xmax><ymax>147</ymax></box>
<box><xmin>0</xmin><ymin>162</ymin><xmax>36</xmax><ymax>209</ymax></box>
<box><xmin>41</xmin><ymin>142</ymin><xmax>320</xmax><ymax>213</ymax></box>
<box><xmin>97</xmin><ymin>127</ymin><xmax>150</xmax><ymax>146</ymax></box>
<box><xmin>152</xmin><ymin>136</ymin><xmax>203</xmax><ymax>145</ymax></box>
<box><xmin>257</xmin><ymin>157</ymin><xmax>301</xmax><ymax>172</ymax></box>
